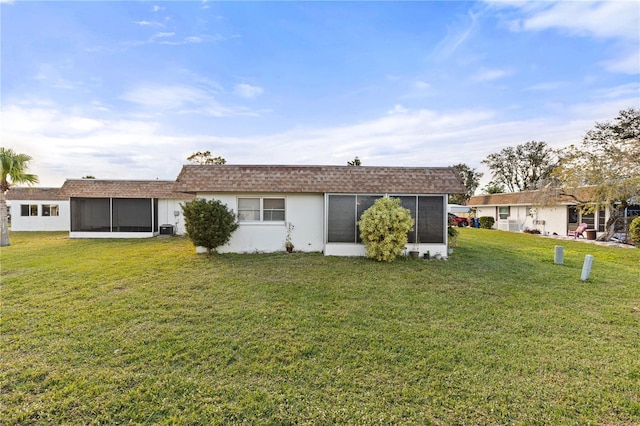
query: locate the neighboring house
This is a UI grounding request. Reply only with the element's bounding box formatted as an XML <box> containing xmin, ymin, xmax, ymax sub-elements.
<box><xmin>467</xmin><ymin>188</ymin><xmax>612</xmax><ymax>237</ymax></box>
<box><xmin>7</xmin><ymin>187</ymin><xmax>70</xmax><ymax>231</ymax></box>
<box><xmin>58</xmin><ymin>180</ymin><xmax>194</xmax><ymax>238</ymax></box>
<box><xmin>174</xmin><ymin>165</ymin><xmax>465</xmax><ymax>256</ymax></box>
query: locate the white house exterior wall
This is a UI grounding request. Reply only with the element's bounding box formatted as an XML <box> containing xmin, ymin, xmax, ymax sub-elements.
<box><xmin>195</xmin><ymin>193</ymin><xmax>325</xmax><ymax>254</ymax></box>
<box><xmin>158</xmin><ymin>199</ymin><xmax>188</xmax><ymax>236</ymax></box>
<box><xmin>9</xmin><ymin>200</ymin><xmax>70</xmax><ymax>231</ymax></box>
<box><xmin>475</xmin><ymin>207</ymin><xmax>495</xmax><ymax>223</ymax></box>
<box><xmin>476</xmin><ymin>205</ymin><xmax>572</xmax><ymax>236</ymax></box>
<box><xmin>532</xmin><ymin>206</ymin><xmax>569</xmax><ymax>236</ymax></box>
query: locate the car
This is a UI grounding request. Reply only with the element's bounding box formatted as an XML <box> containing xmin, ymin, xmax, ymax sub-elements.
<box><xmin>448</xmin><ymin>213</ymin><xmax>469</xmax><ymax>227</ymax></box>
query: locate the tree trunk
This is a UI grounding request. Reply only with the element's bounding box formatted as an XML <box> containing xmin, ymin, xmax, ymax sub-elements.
<box><xmin>597</xmin><ymin>212</ymin><xmax>624</xmax><ymax>242</ymax></box>
<box><xmin>0</xmin><ymin>190</ymin><xmax>10</xmax><ymax>247</ymax></box>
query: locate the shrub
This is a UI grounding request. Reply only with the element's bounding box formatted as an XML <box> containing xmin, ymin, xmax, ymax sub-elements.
<box><xmin>630</xmin><ymin>216</ymin><xmax>640</xmax><ymax>246</ymax></box>
<box><xmin>181</xmin><ymin>198</ymin><xmax>239</xmax><ymax>255</ymax></box>
<box><xmin>479</xmin><ymin>216</ymin><xmax>495</xmax><ymax>229</ymax></box>
<box><xmin>448</xmin><ymin>221</ymin><xmax>459</xmax><ymax>248</ymax></box>
<box><xmin>358</xmin><ymin>197</ymin><xmax>414</xmax><ymax>262</ymax></box>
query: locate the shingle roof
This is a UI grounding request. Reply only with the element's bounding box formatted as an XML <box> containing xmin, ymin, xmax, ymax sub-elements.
<box><xmin>59</xmin><ymin>180</ymin><xmax>195</xmax><ymax>200</ymax></box>
<box><xmin>174</xmin><ymin>165</ymin><xmax>466</xmax><ymax>194</ymax></box>
<box><xmin>467</xmin><ymin>187</ymin><xmax>594</xmax><ymax>206</ymax></box>
<box><xmin>5</xmin><ymin>187</ymin><xmax>67</xmax><ymax>201</ymax></box>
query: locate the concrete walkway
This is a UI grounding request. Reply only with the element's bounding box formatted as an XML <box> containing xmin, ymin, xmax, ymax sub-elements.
<box><xmin>542</xmin><ymin>234</ymin><xmax>637</xmax><ymax>249</ymax></box>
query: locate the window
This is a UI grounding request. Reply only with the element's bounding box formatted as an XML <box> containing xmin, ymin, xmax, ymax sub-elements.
<box><xmin>263</xmin><ymin>198</ymin><xmax>285</xmax><ymax>221</ymax></box>
<box><xmin>568</xmin><ymin>206</ymin><xmax>579</xmax><ymax>225</ymax></box>
<box><xmin>327</xmin><ymin>194</ymin><xmax>445</xmax><ymax>244</ymax></box>
<box><xmin>238</xmin><ymin>197</ymin><xmax>285</xmax><ymax>222</ymax></box>
<box><xmin>598</xmin><ymin>207</ymin><xmax>606</xmax><ymax>232</ymax></box>
<box><xmin>21</xmin><ymin>204</ymin><xmax>38</xmax><ymax>216</ymax></box>
<box><xmin>581</xmin><ymin>211</ymin><xmax>595</xmax><ymax>229</ymax></box>
<box><xmin>417</xmin><ymin>196</ymin><xmax>445</xmax><ymax>243</ymax></box>
<box><xmin>356</xmin><ymin>195</ymin><xmax>382</xmax><ymax>243</ymax></box>
<box><xmin>498</xmin><ymin>206</ymin><xmax>509</xmax><ymax>220</ymax></box>
<box><xmin>71</xmin><ymin>198</ymin><xmax>155</xmax><ymax>232</ymax></box>
<box><xmin>42</xmin><ymin>204</ymin><xmax>59</xmax><ymax>217</ymax></box>
<box><xmin>112</xmin><ymin>198</ymin><xmax>153</xmax><ymax>232</ymax></box>
<box><xmin>327</xmin><ymin>195</ymin><xmax>357</xmax><ymax>242</ymax></box>
<box><xmin>71</xmin><ymin>198</ymin><xmax>110</xmax><ymax>231</ymax></box>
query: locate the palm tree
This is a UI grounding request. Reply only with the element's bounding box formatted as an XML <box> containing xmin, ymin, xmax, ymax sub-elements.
<box><xmin>1</xmin><ymin>148</ymin><xmax>39</xmax><ymax>246</ymax></box>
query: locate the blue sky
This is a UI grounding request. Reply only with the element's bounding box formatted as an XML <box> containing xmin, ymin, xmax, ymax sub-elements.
<box><xmin>1</xmin><ymin>1</ymin><xmax>638</xmax><ymax>188</ymax></box>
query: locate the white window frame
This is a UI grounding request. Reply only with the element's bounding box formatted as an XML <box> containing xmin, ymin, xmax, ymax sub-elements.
<box><xmin>498</xmin><ymin>206</ymin><xmax>509</xmax><ymax>220</ymax></box>
<box><xmin>237</xmin><ymin>197</ymin><xmax>286</xmax><ymax>223</ymax></box>
<box><xmin>42</xmin><ymin>204</ymin><xmax>60</xmax><ymax>217</ymax></box>
<box><xmin>21</xmin><ymin>204</ymin><xmax>38</xmax><ymax>216</ymax></box>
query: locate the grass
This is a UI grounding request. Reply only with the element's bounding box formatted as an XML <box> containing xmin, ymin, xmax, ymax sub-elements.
<box><xmin>1</xmin><ymin>230</ymin><xmax>639</xmax><ymax>425</ymax></box>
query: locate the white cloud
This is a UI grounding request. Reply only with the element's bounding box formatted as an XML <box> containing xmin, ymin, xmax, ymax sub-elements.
<box><xmin>524</xmin><ymin>81</ymin><xmax>566</xmax><ymax>91</ymax></box>
<box><xmin>432</xmin><ymin>10</ymin><xmax>479</xmax><ymax>60</ymax></box>
<box><xmin>519</xmin><ymin>1</ymin><xmax>639</xmax><ymax>41</ymax></box>
<box><xmin>492</xmin><ymin>1</ymin><xmax>640</xmax><ymax>75</ymax></box>
<box><xmin>601</xmin><ymin>49</ymin><xmax>640</xmax><ymax>75</ymax></box>
<box><xmin>121</xmin><ymin>84</ymin><xmax>213</xmax><ymax>110</ymax></box>
<box><xmin>2</xmin><ymin>91</ymin><xmax>637</xmax><ymax>187</ymax></box>
<box><xmin>387</xmin><ymin>105</ymin><xmax>408</xmax><ymax>115</ymax></box>
<box><xmin>472</xmin><ymin>68</ymin><xmax>511</xmax><ymax>81</ymax></box>
<box><xmin>153</xmin><ymin>32</ymin><xmax>175</xmax><ymax>39</ymax></box>
<box><xmin>234</xmin><ymin>84</ymin><xmax>264</xmax><ymax>99</ymax></box>
<box><xmin>120</xmin><ymin>83</ymin><xmax>259</xmax><ymax>117</ymax></box>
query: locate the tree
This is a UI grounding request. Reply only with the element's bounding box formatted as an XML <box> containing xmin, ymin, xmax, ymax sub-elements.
<box><xmin>550</xmin><ymin>107</ymin><xmax>640</xmax><ymax>240</ymax></box>
<box><xmin>181</xmin><ymin>198</ymin><xmax>239</xmax><ymax>255</ymax></box>
<box><xmin>358</xmin><ymin>197</ymin><xmax>414</xmax><ymax>262</ymax></box>
<box><xmin>1</xmin><ymin>148</ymin><xmax>39</xmax><ymax>247</ymax></box>
<box><xmin>187</xmin><ymin>151</ymin><xmax>227</xmax><ymax>165</ymax></box>
<box><xmin>482</xmin><ymin>141</ymin><xmax>556</xmax><ymax>192</ymax></box>
<box><xmin>630</xmin><ymin>217</ymin><xmax>640</xmax><ymax>246</ymax></box>
<box><xmin>82</xmin><ymin>175</ymin><xmax>95</xmax><ymax>179</ymax></box>
<box><xmin>482</xmin><ymin>182</ymin><xmax>505</xmax><ymax>194</ymax></box>
<box><xmin>449</xmin><ymin>163</ymin><xmax>483</xmax><ymax>205</ymax></box>
<box><xmin>347</xmin><ymin>156</ymin><xmax>361</xmax><ymax>166</ymax></box>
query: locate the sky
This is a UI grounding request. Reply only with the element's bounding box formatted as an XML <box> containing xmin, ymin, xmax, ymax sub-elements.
<box><xmin>1</xmin><ymin>0</ymin><xmax>639</xmax><ymax>189</ymax></box>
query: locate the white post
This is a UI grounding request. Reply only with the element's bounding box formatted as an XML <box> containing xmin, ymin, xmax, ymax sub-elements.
<box><xmin>554</xmin><ymin>246</ymin><xmax>564</xmax><ymax>265</ymax></box>
<box><xmin>581</xmin><ymin>255</ymin><xmax>594</xmax><ymax>281</ymax></box>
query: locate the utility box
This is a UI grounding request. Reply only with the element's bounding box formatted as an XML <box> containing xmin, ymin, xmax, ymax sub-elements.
<box><xmin>159</xmin><ymin>224</ymin><xmax>174</xmax><ymax>235</ymax></box>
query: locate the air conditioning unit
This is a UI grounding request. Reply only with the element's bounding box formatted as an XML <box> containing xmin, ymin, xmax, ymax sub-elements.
<box><xmin>159</xmin><ymin>224</ymin><xmax>174</xmax><ymax>235</ymax></box>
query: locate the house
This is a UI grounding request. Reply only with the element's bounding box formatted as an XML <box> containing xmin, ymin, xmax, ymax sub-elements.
<box><xmin>7</xmin><ymin>187</ymin><xmax>70</xmax><ymax>231</ymax></box>
<box><xmin>58</xmin><ymin>179</ymin><xmax>194</xmax><ymax>238</ymax></box>
<box><xmin>467</xmin><ymin>188</ymin><xmax>611</xmax><ymax>237</ymax></box>
<box><xmin>174</xmin><ymin>165</ymin><xmax>465</xmax><ymax>256</ymax></box>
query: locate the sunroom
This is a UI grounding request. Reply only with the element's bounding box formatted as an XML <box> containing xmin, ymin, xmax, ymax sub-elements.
<box><xmin>59</xmin><ymin>179</ymin><xmax>194</xmax><ymax>238</ymax></box>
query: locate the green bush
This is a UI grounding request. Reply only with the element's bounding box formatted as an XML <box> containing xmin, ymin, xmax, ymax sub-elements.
<box><xmin>358</xmin><ymin>197</ymin><xmax>414</xmax><ymax>262</ymax></box>
<box><xmin>181</xmin><ymin>198</ymin><xmax>239</xmax><ymax>255</ymax></box>
<box><xmin>479</xmin><ymin>216</ymin><xmax>495</xmax><ymax>229</ymax></box>
<box><xmin>629</xmin><ymin>216</ymin><xmax>640</xmax><ymax>246</ymax></box>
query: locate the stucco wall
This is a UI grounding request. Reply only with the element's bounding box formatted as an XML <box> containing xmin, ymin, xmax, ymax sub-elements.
<box><xmin>9</xmin><ymin>200</ymin><xmax>70</xmax><ymax>231</ymax></box>
<box><xmin>474</xmin><ymin>205</ymin><xmax>570</xmax><ymax>236</ymax></box>
<box><xmin>195</xmin><ymin>193</ymin><xmax>325</xmax><ymax>253</ymax></box>
<box><xmin>158</xmin><ymin>199</ymin><xmax>188</xmax><ymax>236</ymax></box>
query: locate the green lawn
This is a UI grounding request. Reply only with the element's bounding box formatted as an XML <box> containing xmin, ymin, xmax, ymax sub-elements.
<box><xmin>1</xmin><ymin>230</ymin><xmax>639</xmax><ymax>425</ymax></box>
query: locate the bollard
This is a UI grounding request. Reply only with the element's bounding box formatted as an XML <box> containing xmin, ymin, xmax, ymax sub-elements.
<box><xmin>554</xmin><ymin>246</ymin><xmax>564</xmax><ymax>265</ymax></box>
<box><xmin>581</xmin><ymin>255</ymin><xmax>594</xmax><ymax>281</ymax></box>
